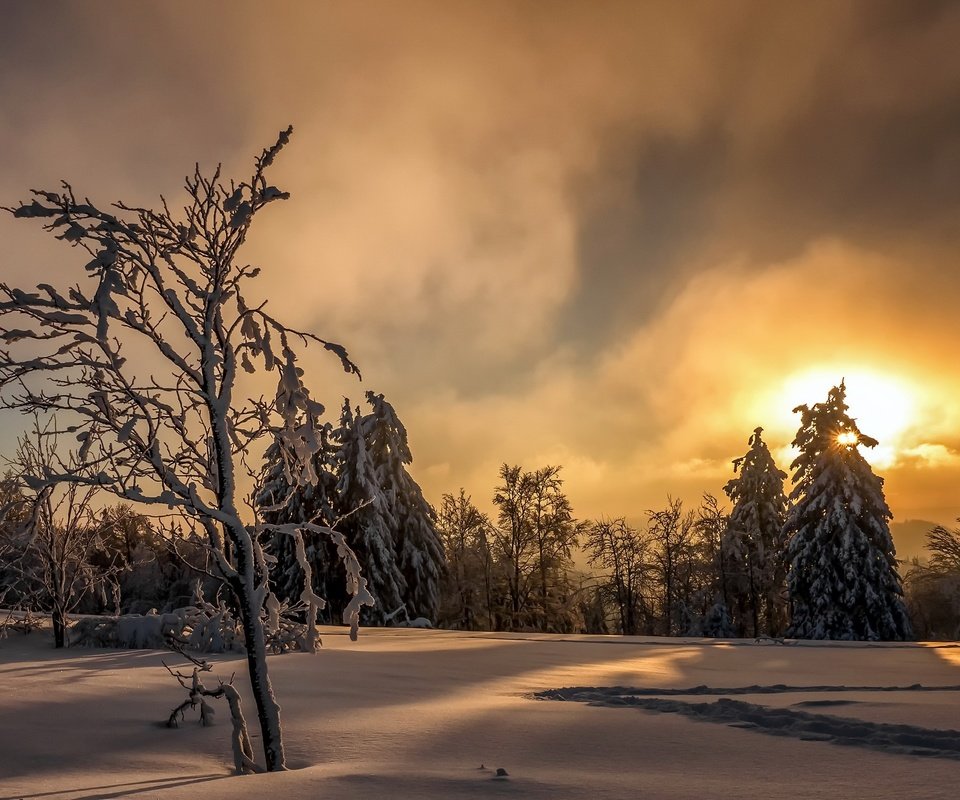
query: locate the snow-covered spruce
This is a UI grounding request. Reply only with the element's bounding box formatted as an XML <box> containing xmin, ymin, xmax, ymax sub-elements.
<box><xmin>334</xmin><ymin>399</ymin><xmax>409</xmax><ymax>625</ymax></box>
<box><xmin>723</xmin><ymin>427</ymin><xmax>789</xmax><ymax>636</ymax></box>
<box><xmin>784</xmin><ymin>382</ymin><xmax>911</xmax><ymax>641</ymax></box>
<box><xmin>362</xmin><ymin>391</ymin><xmax>444</xmax><ymax>624</ymax></box>
<box><xmin>260</xmin><ymin>392</ymin><xmax>443</xmax><ymax>628</ymax></box>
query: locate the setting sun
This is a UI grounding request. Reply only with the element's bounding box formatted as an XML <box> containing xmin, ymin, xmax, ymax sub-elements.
<box><xmin>761</xmin><ymin>368</ymin><xmax>920</xmax><ymax>468</ymax></box>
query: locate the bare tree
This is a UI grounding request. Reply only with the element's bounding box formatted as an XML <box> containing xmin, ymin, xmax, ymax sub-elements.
<box><xmin>0</xmin><ymin>127</ymin><xmax>372</xmax><ymax>771</ymax></box>
<box><xmin>491</xmin><ymin>464</ymin><xmax>582</xmax><ymax>632</ymax></box>
<box><xmin>646</xmin><ymin>497</ymin><xmax>698</xmax><ymax>636</ymax></box>
<box><xmin>437</xmin><ymin>489</ymin><xmax>493</xmax><ymax>630</ymax></box>
<box><xmin>585</xmin><ymin>517</ymin><xmax>652</xmax><ymax>635</ymax></box>
<box><xmin>527</xmin><ymin>466</ymin><xmax>582</xmax><ymax>630</ymax></box>
<box><xmin>926</xmin><ymin>524</ymin><xmax>960</xmax><ymax>574</ymax></box>
<box><xmin>3</xmin><ymin>418</ymin><xmax>121</xmax><ymax>647</ymax></box>
<box><xmin>492</xmin><ymin>464</ymin><xmax>536</xmax><ymax>629</ymax></box>
<box><xmin>0</xmin><ymin>470</ymin><xmax>29</xmax><ymax>617</ymax></box>
<box><xmin>904</xmin><ymin>523</ymin><xmax>960</xmax><ymax>639</ymax></box>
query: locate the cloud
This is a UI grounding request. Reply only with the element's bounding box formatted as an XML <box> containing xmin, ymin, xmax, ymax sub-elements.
<box><xmin>401</xmin><ymin>238</ymin><xmax>960</xmax><ymax>523</ymax></box>
<box><xmin>2</xmin><ymin>2</ymin><xmax>960</xmax><ymax>527</ymax></box>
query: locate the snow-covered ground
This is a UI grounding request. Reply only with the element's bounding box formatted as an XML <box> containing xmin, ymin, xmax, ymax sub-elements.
<box><xmin>2</xmin><ymin>627</ymin><xmax>960</xmax><ymax>799</ymax></box>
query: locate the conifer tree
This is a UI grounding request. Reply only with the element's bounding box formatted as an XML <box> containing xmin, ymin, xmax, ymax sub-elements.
<box><xmin>335</xmin><ymin>399</ymin><xmax>408</xmax><ymax>625</ymax></box>
<box><xmin>723</xmin><ymin>427</ymin><xmax>789</xmax><ymax>636</ymax></box>
<box><xmin>258</xmin><ymin>426</ymin><xmax>343</xmax><ymax>619</ymax></box>
<box><xmin>363</xmin><ymin>391</ymin><xmax>444</xmax><ymax>622</ymax></box>
<box><xmin>784</xmin><ymin>382</ymin><xmax>911</xmax><ymax>641</ymax></box>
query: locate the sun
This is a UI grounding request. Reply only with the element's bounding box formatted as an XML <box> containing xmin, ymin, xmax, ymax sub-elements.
<box><xmin>767</xmin><ymin>368</ymin><xmax>918</xmax><ymax>466</ymax></box>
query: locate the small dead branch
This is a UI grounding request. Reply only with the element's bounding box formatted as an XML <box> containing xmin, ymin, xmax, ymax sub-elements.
<box><xmin>163</xmin><ymin>640</ymin><xmax>263</xmax><ymax>775</ymax></box>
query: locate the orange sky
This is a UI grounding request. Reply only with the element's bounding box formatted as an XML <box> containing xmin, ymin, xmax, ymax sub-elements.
<box><xmin>1</xmin><ymin>1</ymin><xmax>959</xmax><ymax>556</ymax></box>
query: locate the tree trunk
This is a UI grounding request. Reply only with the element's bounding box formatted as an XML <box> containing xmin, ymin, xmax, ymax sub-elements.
<box><xmin>538</xmin><ymin>537</ymin><xmax>548</xmax><ymax>631</ymax></box>
<box><xmin>484</xmin><ymin>553</ymin><xmax>494</xmax><ymax>631</ymax></box>
<box><xmin>664</xmin><ymin>556</ymin><xmax>673</xmax><ymax>636</ymax></box>
<box><xmin>52</xmin><ymin>605</ymin><xmax>65</xmax><ymax>649</ymax></box>
<box><xmin>512</xmin><ymin>560</ymin><xmax>522</xmax><ymax>630</ymax></box>
<box><xmin>236</xmin><ymin>583</ymin><xmax>286</xmax><ymax>771</ymax></box>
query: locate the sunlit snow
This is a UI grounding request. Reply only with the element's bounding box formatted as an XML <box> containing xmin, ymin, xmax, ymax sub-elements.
<box><xmin>2</xmin><ymin>627</ymin><xmax>960</xmax><ymax>799</ymax></box>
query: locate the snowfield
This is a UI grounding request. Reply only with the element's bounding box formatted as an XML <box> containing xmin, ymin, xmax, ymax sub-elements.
<box><xmin>2</xmin><ymin>627</ymin><xmax>960</xmax><ymax>799</ymax></box>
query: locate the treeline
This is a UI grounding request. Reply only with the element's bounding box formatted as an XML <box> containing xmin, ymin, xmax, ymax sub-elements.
<box><xmin>3</xmin><ymin>383</ymin><xmax>959</xmax><ymax>643</ymax></box>
<box><xmin>437</xmin><ymin>383</ymin><xmax>927</xmax><ymax>641</ymax></box>
<box><xmin>437</xmin><ymin>477</ymin><xmax>740</xmax><ymax>636</ymax></box>
<box><xmin>903</xmin><ymin>526</ymin><xmax>960</xmax><ymax>639</ymax></box>
<box><xmin>437</xmin><ymin>477</ymin><xmax>960</xmax><ymax>640</ymax></box>
<box><xmin>1</xmin><ymin>390</ymin><xmax>446</xmax><ymax>642</ymax></box>
<box><xmin>0</xmin><ymin>477</ymin><xmax>217</xmax><ymax>645</ymax></box>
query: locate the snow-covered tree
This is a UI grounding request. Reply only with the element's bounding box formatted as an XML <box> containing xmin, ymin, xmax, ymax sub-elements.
<box><xmin>257</xmin><ymin>426</ymin><xmax>344</xmax><ymax>619</ymax></box>
<box><xmin>334</xmin><ymin>399</ymin><xmax>407</xmax><ymax>625</ymax></box>
<box><xmin>723</xmin><ymin>427</ymin><xmax>789</xmax><ymax>636</ymax></box>
<box><xmin>363</xmin><ymin>391</ymin><xmax>445</xmax><ymax>623</ymax></box>
<box><xmin>0</xmin><ymin>128</ymin><xmax>373</xmax><ymax>771</ymax></box>
<box><xmin>491</xmin><ymin>464</ymin><xmax>535</xmax><ymax>628</ymax></box>
<box><xmin>697</xmin><ymin>596</ymin><xmax>736</xmax><ymax>638</ymax></box>
<box><xmin>784</xmin><ymin>382</ymin><xmax>911</xmax><ymax>641</ymax></box>
<box><xmin>258</xmin><ymin>391</ymin><xmax>444</xmax><ymax>627</ymax></box>
<box><xmin>526</xmin><ymin>465</ymin><xmax>582</xmax><ymax>630</ymax></box>
<box><xmin>685</xmin><ymin>493</ymin><xmax>733</xmax><ymax>634</ymax></box>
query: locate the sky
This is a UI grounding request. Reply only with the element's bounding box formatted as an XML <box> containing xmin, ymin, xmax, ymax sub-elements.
<box><xmin>1</xmin><ymin>1</ymin><xmax>960</xmax><ymax>554</ymax></box>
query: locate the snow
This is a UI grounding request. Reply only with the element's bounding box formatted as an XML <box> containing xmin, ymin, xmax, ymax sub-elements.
<box><xmin>2</xmin><ymin>627</ymin><xmax>960</xmax><ymax>798</ymax></box>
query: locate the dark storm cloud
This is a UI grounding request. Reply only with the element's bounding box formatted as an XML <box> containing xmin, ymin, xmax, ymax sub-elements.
<box><xmin>558</xmin><ymin>0</ymin><xmax>960</xmax><ymax>355</ymax></box>
<box><xmin>560</xmin><ymin>125</ymin><xmax>731</xmax><ymax>349</ymax></box>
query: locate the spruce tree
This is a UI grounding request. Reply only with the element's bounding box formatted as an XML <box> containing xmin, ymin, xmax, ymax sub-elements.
<box><xmin>335</xmin><ymin>399</ymin><xmax>408</xmax><ymax>625</ymax></box>
<box><xmin>723</xmin><ymin>427</ymin><xmax>789</xmax><ymax>636</ymax></box>
<box><xmin>257</xmin><ymin>427</ymin><xmax>343</xmax><ymax>620</ymax></box>
<box><xmin>784</xmin><ymin>382</ymin><xmax>911</xmax><ymax>641</ymax></box>
<box><xmin>363</xmin><ymin>391</ymin><xmax>445</xmax><ymax>622</ymax></box>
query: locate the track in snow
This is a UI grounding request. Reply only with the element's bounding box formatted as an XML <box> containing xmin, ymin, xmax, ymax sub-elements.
<box><xmin>535</xmin><ymin>684</ymin><xmax>960</xmax><ymax>760</ymax></box>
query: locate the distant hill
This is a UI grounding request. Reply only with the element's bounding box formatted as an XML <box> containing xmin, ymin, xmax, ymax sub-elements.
<box><xmin>890</xmin><ymin>519</ymin><xmax>939</xmax><ymax>564</ymax></box>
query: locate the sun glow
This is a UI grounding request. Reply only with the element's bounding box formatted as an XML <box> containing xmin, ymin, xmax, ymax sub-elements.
<box><xmin>768</xmin><ymin>368</ymin><xmax>918</xmax><ymax>467</ymax></box>
<box><xmin>837</xmin><ymin>431</ymin><xmax>858</xmax><ymax>446</ymax></box>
